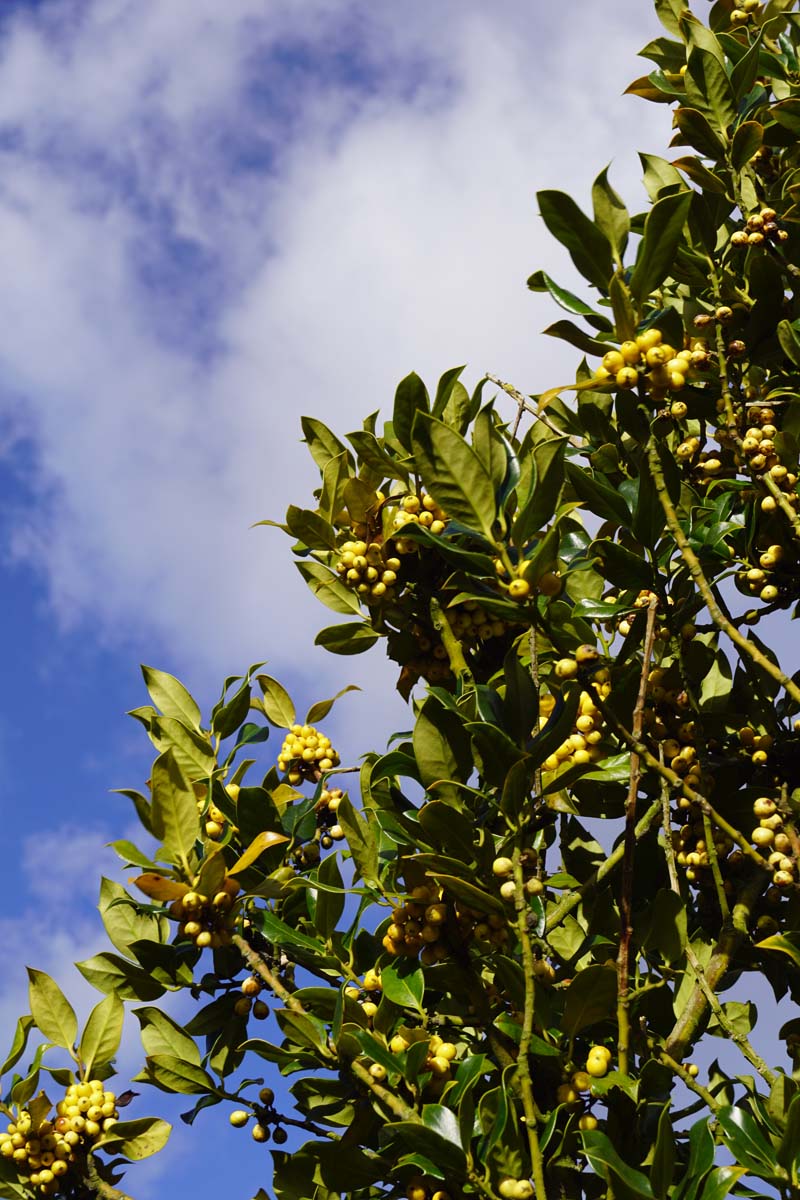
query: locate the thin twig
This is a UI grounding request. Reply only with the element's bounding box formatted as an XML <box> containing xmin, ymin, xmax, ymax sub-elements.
<box><xmin>486</xmin><ymin>373</ymin><xmax>584</xmax><ymax>446</ymax></box>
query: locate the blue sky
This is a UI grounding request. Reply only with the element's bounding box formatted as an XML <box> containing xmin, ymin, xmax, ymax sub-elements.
<box><xmin>2</xmin><ymin>0</ymin><xmax>766</xmax><ymax>1196</ymax></box>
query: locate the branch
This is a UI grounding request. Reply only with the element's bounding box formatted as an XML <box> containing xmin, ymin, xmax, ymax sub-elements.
<box><xmin>665</xmin><ymin>872</ymin><xmax>766</xmax><ymax>1060</ymax></box>
<box><xmin>617</xmin><ymin>597</ymin><xmax>658</xmax><ymax>1075</ymax></box>
<box><xmin>512</xmin><ymin>848</ymin><xmax>548</xmax><ymax>1200</ymax></box>
<box><xmin>646</xmin><ymin>437</ymin><xmax>800</xmax><ymax>708</ymax></box>
<box><xmin>80</xmin><ymin>1156</ymin><xmax>135</xmax><ymax>1200</ymax></box>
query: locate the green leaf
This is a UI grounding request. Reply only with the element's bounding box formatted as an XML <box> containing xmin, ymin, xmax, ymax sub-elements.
<box><xmin>684</xmin><ymin>46</ymin><xmax>736</xmax><ymax>130</ymax></box>
<box><xmin>301</xmin><ymin>417</ymin><xmax>352</xmax><ymax>473</ymax></box>
<box><xmin>411</xmin><ymin>413</ymin><xmax>498</xmax><ymax>540</ymax></box>
<box><xmin>592</xmin><ymin>165</ymin><xmax>630</xmax><ymax>264</ymax></box>
<box><xmin>313</xmin><ymin>850</ymin><xmax>345</xmax><ymax>941</ymax></box>
<box><xmin>150</xmin><ymin>750</ymin><xmax>200</xmax><ymax>870</ymax></box>
<box><xmin>716</xmin><ymin>1105</ymin><xmax>781</xmax><ymax>1174</ymax></box>
<box><xmin>336</xmin><ymin>793</ymin><xmax>379</xmax><ymax>885</ymax></box>
<box><xmin>777</xmin><ymin>1094</ymin><xmax>800</xmax><ymax>1170</ymax></box>
<box><xmin>393</xmin><ymin>372</ymin><xmax>430</xmax><ymax>453</ymax></box>
<box><xmin>99</xmin><ymin>877</ymin><xmax>169</xmax><ymax>957</ymax></box>
<box><xmin>777</xmin><ymin>319</ymin><xmax>800</xmax><ymax>367</ymax></box>
<box><xmin>512</xmin><ymin>437</ymin><xmax>568</xmax><ymax>546</ymax></box>
<box><xmin>537</xmin><ymin>190</ymin><xmax>613</xmax><ymax>291</ymax></box>
<box><xmin>0</xmin><ymin>1016</ymin><xmax>34</xmax><ymax>1079</ymax></box>
<box><xmin>79</xmin><ymin>993</ymin><xmax>124</xmax><ymax>1078</ymax></box>
<box><xmin>296</xmin><ymin>560</ymin><xmax>363</xmax><ymax>616</ymax></box>
<box><xmin>413</xmin><ymin>697</ymin><xmax>472</xmax><ymax>804</ymax></box>
<box><xmin>149</xmin><ymin>716</ymin><xmax>216</xmax><ymax>781</ymax></box>
<box><xmin>211</xmin><ymin>679</ymin><xmax>251</xmax><ymax>739</ymax></box>
<box><xmin>562</xmin><ymin>965</ymin><xmax>618</xmax><ymax>1035</ymax></box>
<box><xmin>284</xmin><ymin>505</ymin><xmax>338</xmax><ymax>550</ymax></box>
<box><xmin>630</xmin><ymin>190</ymin><xmax>692</xmax><ymax>303</ymax></box>
<box><xmin>565</xmin><ymin>462</ymin><xmax>632</xmax><ymax>527</ymax></box>
<box><xmin>526</xmin><ymin>271</ymin><xmax>606</xmax><ymax>318</ymax></box>
<box><xmin>143</xmin><ymin>1054</ymin><xmax>219</xmax><ymax>1095</ymax></box>
<box><xmin>380</xmin><ymin>960</ymin><xmax>424</xmax><ymax>1013</ymax></box>
<box><xmin>76</xmin><ymin>953</ymin><xmax>166</xmax><ymax>1002</ymax></box>
<box><xmin>581</xmin><ymin>1129</ymin><xmax>654</xmax><ymax>1197</ymax></box>
<box><xmin>27</xmin><ymin>969</ymin><xmax>77</xmax><ymax>1049</ymax></box>
<box><xmin>673</xmin><ymin>107</ymin><xmax>726</xmax><ymax>159</ymax></box>
<box><xmin>257</xmin><ymin>674</ymin><xmax>296</xmax><ymax>727</ymax></box>
<box><xmin>730</xmin><ymin>121</ymin><xmax>763</xmax><ymax>171</ymax></box>
<box><xmin>306</xmin><ymin>684</ymin><xmax>360</xmax><ymax>725</ymax></box>
<box><xmin>94</xmin><ymin>1116</ymin><xmax>172</xmax><ymax>1161</ymax></box>
<box><xmin>141</xmin><ymin>665</ymin><xmax>202</xmax><ymax>730</ymax></box>
<box><xmin>134</xmin><ymin>1006</ymin><xmax>202</xmax><ymax>1066</ymax></box>
<box><xmin>699</xmin><ymin>1166</ymin><xmax>748</xmax><ymax>1200</ymax></box>
<box><xmin>638</xmin><ymin>152</ymin><xmax>684</xmax><ymax>202</ymax></box>
<box><xmin>652</xmin><ymin>1106</ymin><xmax>675</xmax><ymax>1199</ymax></box>
<box><xmin>315</xmin><ymin>622</ymin><xmax>381</xmax><ymax>655</ymax></box>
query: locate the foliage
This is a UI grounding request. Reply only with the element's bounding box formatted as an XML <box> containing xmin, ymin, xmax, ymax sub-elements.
<box><xmin>6</xmin><ymin>2</ymin><xmax>800</xmax><ymax>1198</ymax></box>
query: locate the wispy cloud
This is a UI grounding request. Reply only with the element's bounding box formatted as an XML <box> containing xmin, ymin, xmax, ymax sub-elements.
<box><xmin>0</xmin><ymin>0</ymin><xmax>664</xmax><ymax>724</ymax></box>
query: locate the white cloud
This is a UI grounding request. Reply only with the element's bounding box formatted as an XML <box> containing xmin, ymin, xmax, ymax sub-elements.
<box><xmin>0</xmin><ymin>0</ymin><xmax>666</xmax><ymax>738</ymax></box>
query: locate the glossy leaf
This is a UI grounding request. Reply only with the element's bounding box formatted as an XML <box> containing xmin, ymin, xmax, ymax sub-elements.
<box><xmin>141</xmin><ymin>665</ymin><xmax>202</xmax><ymax>730</ymax></box>
<box><xmin>257</xmin><ymin>674</ymin><xmax>296</xmax><ymax>728</ymax></box>
<box><xmin>537</xmin><ymin>190</ymin><xmax>613</xmax><ymax>291</ymax></box>
<box><xmin>592</xmin><ymin>165</ymin><xmax>630</xmax><ymax>264</ymax></box>
<box><xmin>228</xmin><ymin>829</ymin><xmax>289</xmax><ymax>875</ymax></box>
<box><xmin>27</xmin><ymin>969</ymin><xmax>77</xmax><ymax>1050</ymax></box>
<box><xmin>150</xmin><ymin>749</ymin><xmax>200</xmax><ymax>870</ymax></box>
<box><xmin>630</xmin><ymin>190</ymin><xmax>692</xmax><ymax>303</ymax></box>
<box><xmin>581</xmin><ymin>1129</ymin><xmax>654</xmax><ymax>1197</ymax></box>
<box><xmin>562</xmin><ymin>965</ymin><xmax>618</xmax><ymax>1035</ymax></box>
<box><xmin>315</xmin><ymin>622</ymin><xmax>381</xmax><ymax>655</ymax></box>
<box><xmin>134</xmin><ymin>1006</ymin><xmax>202</xmax><ymax>1066</ymax></box>
<box><xmin>79</xmin><ymin>992</ymin><xmax>124</xmax><ymax>1078</ymax></box>
<box><xmin>411</xmin><ymin>413</ymin><xmax>498</xmax><ymax>540</ymax></box>
<box><xmin>94</xmin><ymin>1117</ymin><xmax>172</xmax><ymax>1161</ymax></box>
<box><xmin>380</xmin><ymin>960</ymin><xmax>424</xmax><ymax>1013</ymax></box>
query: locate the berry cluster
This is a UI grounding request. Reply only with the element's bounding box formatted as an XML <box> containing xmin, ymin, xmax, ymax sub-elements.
<box><xmin>314</xmin><ymin>786</ymin><xmax>345</xmax><ymax>850</ymax></box>
<box><xmin>168</xmin><ymin>878</ymin><xmax>240</xmax><ymax>949</ymax></box>
<box><xmin>445</xmin><ymin>599</ymin><xmax>509</xmax><ymax>643</ymax></box>
<box><xmin>390</xmin><ymin>492</ymin><xmax>447</xmax><ymax>554</ymax></box>
<box><xmin>334</xmin><ymin>539</ymin><xmax>402</xmax><ymax>606</ymax></box>
<box><xmin>406</xmin><ymin>1176</ymin><xmax>452</xmax><ymax>1200</ymax></box>
<box><xmin>592</xmin><ymin>328</ymin><xmax>704</xmax><ymax>402</ymax></box>
<box><xmin>228</xmin><ymin>1088</ymin><xmax>288</xmax><ymax>1145</ymax></box>
<box><xmin>382</xmin><ymin>884</ymin><xmax>508</xmax><ymax>965</ymax></box>
<box><xmin>539</xmin><ymin>674</ymin><xmax>610</xmax><ymax>774</ymax></box>
<box><xmin>730</xmin><ymin>207</ymin><xmax>787</xmax><ymax>249</ymax></box>
<box><xmin>234</xmin><ymin>975</ymin><xmax>270</xmax><ymax>1021</ymax></box>
<box><xmin>493</xmin><ymin>853</ymin><xmax>544</xmax><ymax>903</ymax></box>
<box><xmin>277</xmin><ymin>724</ymin><xmax>340</xmax><ymax>784</ymax></box>
<box><xmin>0</xmin><ymin>1082</ymin><xmax>119</xmax><ymax>1196</ymax></box>
<box><xmin>729</xmin><ymin>0</ymin><xmax>762</xmax><ymax>22</ymax></box>
<box><xmin>735</xmin><ymin>541</ymin><xmax>795</xmax><ymax>606</ymax></box>
<box><xmin>196</xmin><ymin>793</ymin><xmax>230</xmax><ymax>842</ymax></box>
<box><xmin>750</xmin><ymin>795</ymin><xmax>798</xmax><ymax>890</ymax></box>
<box><xmin>674</xmin><ymin>808</ymin><xmax>735</xmax><ymax>886</ymax></box>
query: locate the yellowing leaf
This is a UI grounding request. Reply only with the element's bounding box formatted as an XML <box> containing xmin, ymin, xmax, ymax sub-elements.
<box><xmin>131</xmin><ymin>874</ymin><xmax>190</xmax><ymax>902</ymax></box>
<box><xmin>228</xmin><ymin>830</ymin><xmax>289</xmax><ymax>875</ymax></box>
